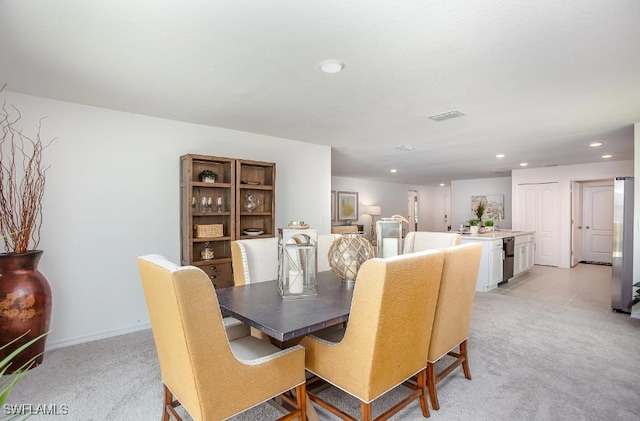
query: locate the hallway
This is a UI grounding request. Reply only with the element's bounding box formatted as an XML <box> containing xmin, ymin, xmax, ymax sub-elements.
<box><xmin>489</xmin><ymin>263</ymin><xmax>612</xmax><ymax>313</ymax></box>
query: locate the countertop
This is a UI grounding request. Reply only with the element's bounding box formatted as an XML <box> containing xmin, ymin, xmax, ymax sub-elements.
<box><xmin>459</xmin><ymin>229</ymin><xmax>535</xmax><ymax>240</ymax></box>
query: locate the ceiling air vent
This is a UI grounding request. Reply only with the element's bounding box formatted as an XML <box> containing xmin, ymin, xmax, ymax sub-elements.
<box><xmin>396</xmin><ymin>145</ymin><xmax>415</xmax><ymax>152</ymax></box>
<box><xmin>428</xmin><ymin>110</ymin><xmax>465</xmax><ymax>122</ymax></box>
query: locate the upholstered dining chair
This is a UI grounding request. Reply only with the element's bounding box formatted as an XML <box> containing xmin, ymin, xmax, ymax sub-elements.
<box><xmin>402</xmin><ymin>231</ymin><xmax>461</xmax><ymax>254</ymax></box>
<box><xmin>317</xmin><ymin>233</ymin><xmax>341</xmax><ymax>272</ymax></box>
<box><xmin>425</xmin><ymin>242</ymin><xmax>483</xmax><ymax>410</ymax></box>
<box><xmin>231</xmin><ymin>237</ymin><xmax>279</xmax><ymax>285</ymax></box>
<box><xmin>138</xmin><ymin>254</ymin><xmax>306</xmax><ymax>421</ymax></box>
<box><xmin>299</xmin><ymin>250</ymin><xmax>445</xmax><ymax>421</ymax></box>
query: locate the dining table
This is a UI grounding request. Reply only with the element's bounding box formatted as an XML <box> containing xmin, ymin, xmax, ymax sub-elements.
<box><xmin>216</xmin><ymin>270</ymin><xmax>354</xmax><ymax>347</ymax></box>
<box><xmin>216</xmin><ymin>270</ymin><xmax>355</xmax><ymax>421</ymax></box>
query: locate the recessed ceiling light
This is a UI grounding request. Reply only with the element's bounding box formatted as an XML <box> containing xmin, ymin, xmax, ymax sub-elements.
<box><xmin>320</xmin><ymin>60</ymin><xmax>344</xmax><ymax>73</ymax></box>
<box><xmin>390</xmin><ymin>169</ymin><xmax>397</xmax><ymax>173</ymax></box>
<box><xmin>590</xmin><ymin>142</ymin><xmax>603</xmax><ymax>147</ymax></box>
<box><xmin>601</xmin><ymin>154</ymin><xmax>612</xmax><ymax>159</ymax></box>
<box><xmin>519</xmin><ymin>162</ymin><xmax>528</xmax><ymax>167</ymax></box>
<box><xmin>496</xmin><ymin>154</ymin><xmax>505</xmax><ymax>158</ymax></box>
<box><xmin>439</xmin><ymin>183</ymin><xmax>445</xmax><ymax>187</ymax></box>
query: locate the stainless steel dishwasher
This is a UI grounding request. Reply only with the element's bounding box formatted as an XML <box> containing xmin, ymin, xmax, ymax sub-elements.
<box><xmin>501</xmin><ymin>236</ymin><xmax>515</xmax><ymax>284</ymax></box>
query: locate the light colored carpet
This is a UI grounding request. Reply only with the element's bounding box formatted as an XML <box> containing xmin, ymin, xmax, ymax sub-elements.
<box><xmin>5</xmin><ymin>291</ymin><xmax>640</xmax><ymax>420</ymax></box>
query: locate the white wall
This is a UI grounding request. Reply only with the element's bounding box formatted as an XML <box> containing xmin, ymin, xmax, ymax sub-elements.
<box><xmin>3</xmin><ymin>91</ymin><xmax>331</xmax><ymax>348</ymax></box>
<box><xmin>331</xmin><ymin>176</ymin><xmax>439</xmax><ymax>239</ymax></box>
<box><xmin>512</xmin><ymin>160</ymin><xmax>634</xmax><ymax>269</ymax></box>
<box><xmin>450</xmin><ymin>177</ymin><xmax>513</xmax><ymax>230</ymax></box>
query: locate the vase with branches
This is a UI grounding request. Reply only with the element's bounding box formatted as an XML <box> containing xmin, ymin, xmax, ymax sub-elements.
<box><xmin>0</xmin><ymin>85</ymin><xmax>54</xmax><ymax>372</ymax></box>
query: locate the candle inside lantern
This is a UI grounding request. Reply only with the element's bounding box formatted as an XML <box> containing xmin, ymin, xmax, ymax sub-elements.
<box><xmin>288</xmin><ymin>270</ymin><xmax>303</xmax><ymax>293</ymax></box>
<box><xmin>382</xmin><ymin>238</ymin><xmax>399</xmax><ymax>258</ymax></box>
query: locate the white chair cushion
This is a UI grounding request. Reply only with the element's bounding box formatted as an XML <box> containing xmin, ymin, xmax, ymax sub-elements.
<box><xmin>403</xmin><ymin>231</ymin><xmax>461</xmax><ymax>254</ymax></box>
<box><xmin>317</xmin><ymin>234</ymin><xmax>341</xmax><ymax>272</ymax></box>
<box><xmin>235</xmin><ymin>237</ymin><xmax>279</xmax><ymax>283</ymax></box>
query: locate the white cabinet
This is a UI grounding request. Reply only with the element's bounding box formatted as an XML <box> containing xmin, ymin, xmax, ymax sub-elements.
<box><xmin>461</xmin><ymin>238</ymin><xmax>503</xmax><ymax>292</ymax></box>
<box><xmin>514</xmin><ymin>233</ymin><xmax>535</xmax><ymax>277</ymax></box>
<box><xmin>490</xmin><ymin>242</ymin><xmax>504</xmax><ymax>286</ymax></box>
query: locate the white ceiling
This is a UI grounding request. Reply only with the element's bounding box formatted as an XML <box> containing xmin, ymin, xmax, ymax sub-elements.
<box><xmin>1</xmin><ymin>0</ymin><xmax>638</xmax><ymax>185</ymax></box>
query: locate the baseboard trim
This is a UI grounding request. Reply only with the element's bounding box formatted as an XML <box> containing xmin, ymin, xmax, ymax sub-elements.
<box><xmin>46</xmin><ymin>323</ymin><xmax>151</xmax><ymax>350</ymax></box>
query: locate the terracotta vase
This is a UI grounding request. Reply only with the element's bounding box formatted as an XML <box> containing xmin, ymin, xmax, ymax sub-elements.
<box><xmin>0</xmin><ymin>250</ymin><xmax>52</xmax><ymax>373</ymax></box>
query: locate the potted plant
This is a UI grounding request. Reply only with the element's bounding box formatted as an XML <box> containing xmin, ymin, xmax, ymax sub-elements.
<box><xmin>474</xmin><ymin>202</ymin><xmax>486</xmax><ymax>224</ymax></box>
<box><xmin>0</xmin><ymin>85</ymin><xmax>53</xmax><ymax>372</ymax></box>
<box><xmin>199</xmin><ymin>170</ymin><xmax>217</xmax><ymax>183</ymax></box>
<box><xmin>1</xmin><ymin>331</ymin><xmax>47</xmax><ymax>405</ymax></box>
<box><xmin>484</xmin><ymin>220</ymin><xmax>494</xmax><ymax>231</ymax></box>
<box><xmin>469</xmin><ymin>219</ymin><xmax>480</xmax><ymax>234</ymax></box>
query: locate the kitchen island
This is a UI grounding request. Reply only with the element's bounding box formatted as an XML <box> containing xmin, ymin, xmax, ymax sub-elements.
<box><xmin>460</xmin><ymin>230</ymin><xmax>535</xmax><ymax>292</ymax></box>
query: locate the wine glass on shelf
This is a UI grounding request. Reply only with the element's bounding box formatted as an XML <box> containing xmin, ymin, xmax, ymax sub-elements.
<box><xmin>207</xmin><ymin>197</ymin><xmax>212</xmax><ymax>212</ymax></box>
<box><xmin>216</xmin><ymin>196</ymin><xmax>223</xmax><ymax>212</ymax></box>
<box><xmin>200</xmin><ymin>197</ymin><xmax>207</xmax><ymax>213</ymax></box>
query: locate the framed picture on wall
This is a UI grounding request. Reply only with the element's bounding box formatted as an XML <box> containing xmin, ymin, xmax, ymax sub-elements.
<box><xmin>331</xmin><ymin>190</ymin><xmax>336</xmax><ymax>221</ymax></box>
<box><xmin>337</xmin><ymin>191</ymin><xmax>359</xmax><ymax>221</ymax></box>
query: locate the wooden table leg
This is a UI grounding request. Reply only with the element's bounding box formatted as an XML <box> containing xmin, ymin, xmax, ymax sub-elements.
<box><xmin>306</xmin><ymin>396</ymin><xmax>320</xmax><ymax>421</ymax></box>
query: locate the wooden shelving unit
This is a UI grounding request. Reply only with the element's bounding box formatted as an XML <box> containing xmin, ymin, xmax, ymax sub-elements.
<box><xmin>180</xmin><ymin>155</ymin><xmax>276</xmax><ymax>288</ymax></box>
<box><xmin>236</xmin><ymin>159</ymin><xmax>276</xmax><ymax>239</ymax></box>
<box><xmin>180</xmin><ymin>154</ymin><xmax>235</xmax><ymax>288</ymax></box>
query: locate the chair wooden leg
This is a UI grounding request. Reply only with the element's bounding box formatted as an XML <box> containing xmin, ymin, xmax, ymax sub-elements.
<box><xmin>296</xmin><ymin>383</ymin><xmax>307</xmax><ymax>421</ymax></box>
<box><xmin>416</xmin><ymin>369</ymin><xmax>430</xmax><ymax>418</ymax></box>
<box><xmin>426</xmin><ymin>362</ymin><xmax>439</xmax><ymax>410</ymax></box>
<box><xmin>163</xmin><ymin>384</ymin><xmax>183</xmax><ymax>421</ymax></box>
<box><xmin>360</xmin><ymin>401</ymin><xmax>372</xmax><ymax>421</ymax></box>
<box><xmin>162</xmin><ymin>385</ymin><xmax>171</xmax><ymax>421</ymax></box>
<box><xmin>460</xmin><ymin>339</ymin><xmax>472</xmax><ymax>380</ymax></box>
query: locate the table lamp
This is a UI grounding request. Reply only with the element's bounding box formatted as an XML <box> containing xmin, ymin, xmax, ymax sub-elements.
<box><xmin>364</xmin><ymin>205</ymin><xmax>382</xmax><ymax>244</ymax></box>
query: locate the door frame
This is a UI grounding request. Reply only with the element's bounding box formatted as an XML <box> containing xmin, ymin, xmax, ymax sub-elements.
<box><xmin>570</xmin><ymin>178</ymin><xmax>615</xmax><ymax>266</ymax></box>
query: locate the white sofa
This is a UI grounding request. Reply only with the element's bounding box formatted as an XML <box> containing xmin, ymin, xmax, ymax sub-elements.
<box><xmin>402</xmin><ymin>231</ymin><xmax>462</xmax><ymax>254</ymax></box>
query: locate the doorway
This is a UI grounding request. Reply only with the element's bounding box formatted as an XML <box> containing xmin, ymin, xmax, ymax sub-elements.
<box><xmin>571</xmin><ymin>180</ymin><xmax>614</xmax><ymax>265</ymax></box>
<box><xmin>516</xmin><ymin>182</ymin><xmax>560</xmax><ymax>267</ymax></box>
<box><xmin>407</xmin><ymin>190</ymin><xmax>418</xmax><ymax>232</ymax></box>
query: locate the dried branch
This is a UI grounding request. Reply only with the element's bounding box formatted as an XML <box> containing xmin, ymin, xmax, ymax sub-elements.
<box><xmin>0</xmin><ymin>84</ymin><xmax>55</xmax><ymax>254</ymax></box>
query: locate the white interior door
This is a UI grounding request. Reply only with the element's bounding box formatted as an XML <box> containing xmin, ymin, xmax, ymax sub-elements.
<box><xmin>407</xmin><ymin>190</ymin><xmax>418</xmax><ymax>232</ymax></box>
<box><xmin>571</xmin><ymin>181</ymin><xmax>582</xmax><ymax>267</ymax></box>
<box><xmin>516</xmin><ymin>182</ymin><xmax>560</xmax><ymax>267</ymax></box>
<box><xmin>581</xmin><ymin>183</ymin><xmax>613</xmax><ymax>263</ymax></box>
<box><xmin>444</xmin><ymin>193</ymin><xmax>451</xmax><ymax>231</ymax></box>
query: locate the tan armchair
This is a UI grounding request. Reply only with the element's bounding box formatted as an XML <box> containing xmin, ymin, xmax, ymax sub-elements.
<box><xmin>403</xmin><ymin>231</ymin><xmax>461</xmax><ymax>254</ymax></box>
<box><xmin>426</xmin><ymin>243</ymin><xmax>483</xmax><ymax>410</ymax></box>
<box><xmin>231</xmin><ymin>237</ymin><xmax>279</xmax><ymax>285</ymax></box>
<box><xmin>299</xmin><ymin>250</ymin><xmax>445</xmax><ymax>421</ymax></box>
<box><xmin>138</xmin><ymin>254</ymin><xmax>306</xmax><ymax>421</ymax></box>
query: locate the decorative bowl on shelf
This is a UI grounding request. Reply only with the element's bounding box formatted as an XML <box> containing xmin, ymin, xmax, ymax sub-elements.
<box><xmin>243</xmin><ymin>228</ymin><xmax>264</xmax><ymax>236</ymax></box>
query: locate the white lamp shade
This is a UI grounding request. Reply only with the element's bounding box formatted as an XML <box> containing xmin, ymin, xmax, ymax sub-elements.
<box><xmin>364</xmin><ymin>205</ymin><xmax>382</xmax><ymax>216</ymax></box>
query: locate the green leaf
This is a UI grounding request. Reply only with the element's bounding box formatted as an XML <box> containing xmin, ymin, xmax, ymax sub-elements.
<box><xmin>0</xmin><ymin>331</ymin><xmax>48</xmax><ymax>407</ymax></box>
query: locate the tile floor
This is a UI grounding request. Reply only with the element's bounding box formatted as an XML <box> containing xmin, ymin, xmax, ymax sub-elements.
<box><xmin>489</xmin><ymin>262</ymin><xmax>613</xmax><ymax>313</ymax></box>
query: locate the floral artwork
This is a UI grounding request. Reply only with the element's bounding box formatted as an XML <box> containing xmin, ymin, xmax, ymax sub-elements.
<box><xmin>472</xmin><ymin>195</ymin><xmax>504</xmax><ymax>221</ymax></box>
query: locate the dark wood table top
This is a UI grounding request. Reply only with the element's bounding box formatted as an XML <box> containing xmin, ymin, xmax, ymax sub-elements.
<box><xmin>216</xmin><ymin>271</ymin><xmax>355</xmax><ymax>342</ymax></box>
